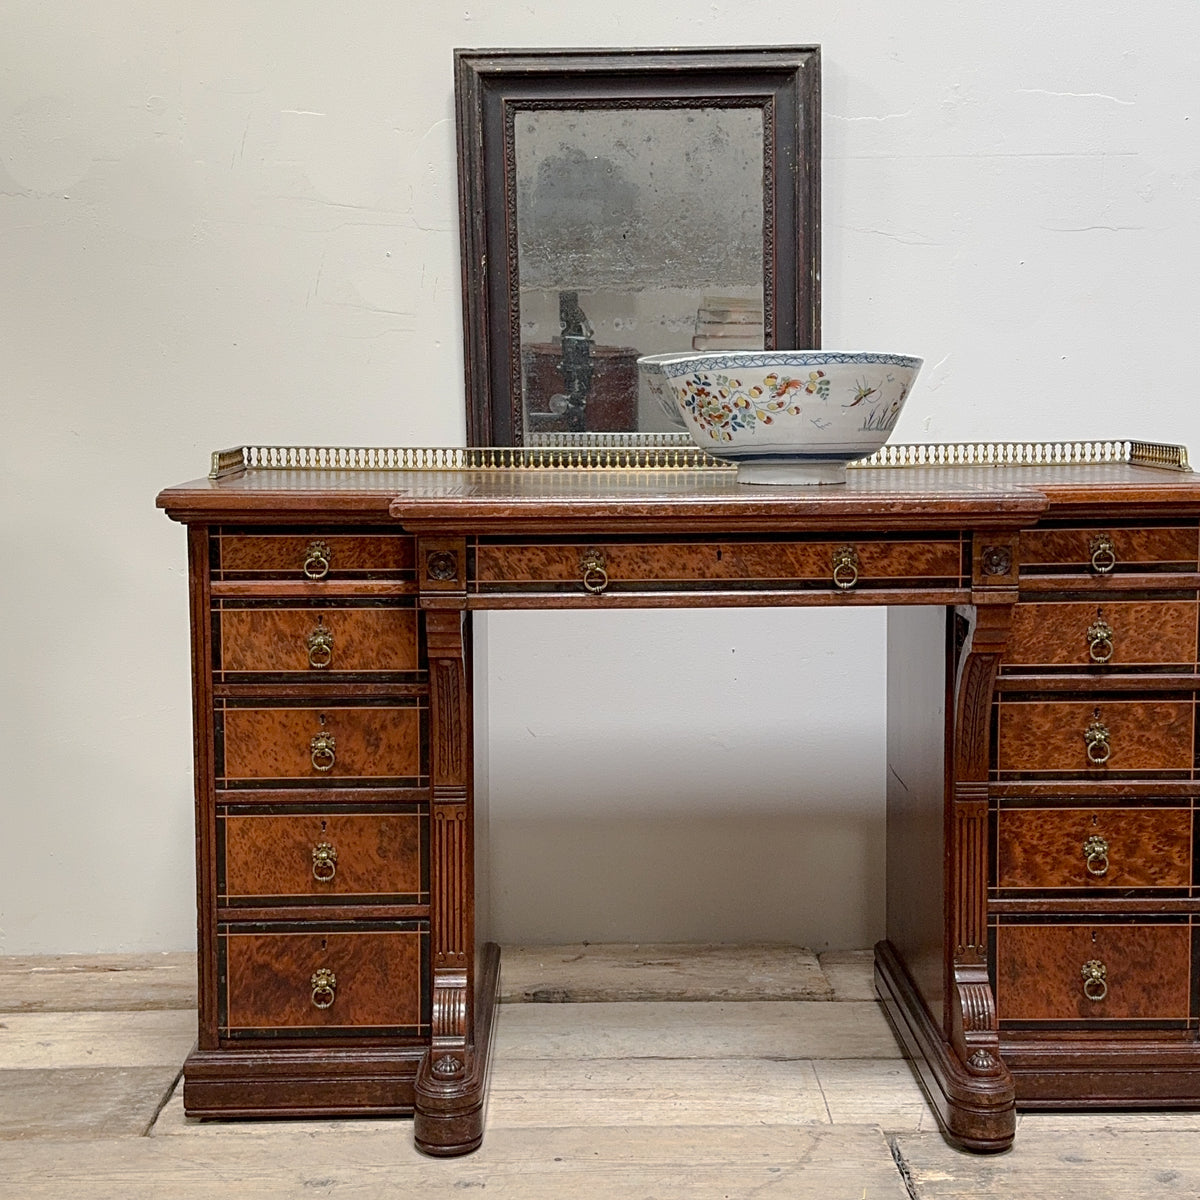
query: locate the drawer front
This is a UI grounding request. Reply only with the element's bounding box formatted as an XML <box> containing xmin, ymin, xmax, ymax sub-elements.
<box><xmin>217</xmin><ymin>702</ymin><xmax>424</xmax><ymax>785</ymax></box>
<box><xmin>220</xmin><ymin>925</ymin><xmax>429</xmax><ymax>1037</ymax></box>
<box><xmin>996</xmin><ymin>808</ymin><xmax>1193</xmax><ymax>890</ymax></box>
<box><xmin>1006</xmin><ymin>600</ymin><xmax>1198</xmax><ymax>669</ymax></box>
<box><xmin>214</xmin><ymin>531</ymin><xmax>416</xmax><ymax>581</ymax></box>
<box><xmin>474</xmin><ymin>537</ymin><xmax>964</xmax><ymax>592</ymax></box>
<box><xmin>995</xmin><ymin>699</ymin><xmax>1194</xmax><ymax>775</ymax></box>
<box><xmin>219</xmin><ymin>809</ymin><xmax>428</xmax><ymax>905</ymax></box>
<box><xmin>1019</xmin><ymin>526</ymin><xmax>1198</xmax><ymax>577</ymax></box>
<box><xmin>215</xmin><ymin>605</ymin><xmax>420</xmax><ymax>675</ymax></box>
<box><xmin>995</xmin><ymin>923</ymin><xmax>1192</xmax><ymax>1022</ymax></box>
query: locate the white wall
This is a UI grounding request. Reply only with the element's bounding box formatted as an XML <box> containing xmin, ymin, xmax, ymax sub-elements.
<box><xmin>3</xmin><ymin>2</ymin><xmax>1199</xmax><ymax>952</ymax></box>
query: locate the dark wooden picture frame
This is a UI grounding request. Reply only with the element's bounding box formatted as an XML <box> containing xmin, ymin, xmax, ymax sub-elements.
<box><xmin>454</xmin><ymin>46</ymin><xmax>822</xmax><ymax>446</ymax></box>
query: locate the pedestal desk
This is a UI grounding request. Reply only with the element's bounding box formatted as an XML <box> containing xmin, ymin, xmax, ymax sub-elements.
<box><xmin>158</xmin><ymin>439</ymin><xmax>1200</xmax><ymax>1156</ymax></box>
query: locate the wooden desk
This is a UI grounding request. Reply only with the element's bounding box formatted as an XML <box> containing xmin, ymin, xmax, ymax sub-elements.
<box><xmin>159</xmin><ymin>441</ymin><xmax>1200</xmax><ymax>1156</ymax></box>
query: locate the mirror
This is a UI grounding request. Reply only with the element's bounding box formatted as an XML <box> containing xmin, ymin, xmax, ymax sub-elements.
<box><xmin>455</xmin><ymin>47</ymin><xmax>821</xmax><ymax>445</ymax></box>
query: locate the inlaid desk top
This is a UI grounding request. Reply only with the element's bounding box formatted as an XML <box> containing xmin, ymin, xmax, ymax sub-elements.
<box><xmin>159</xmin><ymin>456</ymin><xmax>1200</xmax><ymax>531</ymax></box>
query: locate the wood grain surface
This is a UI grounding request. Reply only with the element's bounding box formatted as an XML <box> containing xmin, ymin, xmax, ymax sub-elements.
<box><xmin>221</xmin><ymin>812</ymin><xmax>425</xmax><ymax>900</ymax></box>
<box><xmin>222</xmin><ymin>929</ymin><xmax>425</xmax><ymax>1032</ymax></box>
<box><xmin>996</xmin><ymin>807</ymin><xmax>1193</xmax><ymax>889</ymax></box>
<box><xmin>217</xmin><ymin>607</ymin><xmax>419</xmax><ymax>673</ymax></box>
<box><xmin>1006</xmin><ymin>600</ymin><xmax>1198</xmax><ymax>667</ymax></box>
<box><xmin>996</xmin><ymin>699</ymin><xmax>1195</xmax><ymax>773</ymax></box>
<box><xmin>220</xmin><ymin>704</ymin><xmax>422</xmax><ymax>781</ymax></box>
<box><xmin>995</xmin><ymin>922</ymin><xmax>1192</xmax><ymax>1021</ymax></box>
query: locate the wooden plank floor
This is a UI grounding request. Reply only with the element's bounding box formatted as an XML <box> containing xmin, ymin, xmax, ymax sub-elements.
<box><xmin>3</xmin><ymin>947</ymin><xmax>1200</xmax><ymax>1197</ymax></box>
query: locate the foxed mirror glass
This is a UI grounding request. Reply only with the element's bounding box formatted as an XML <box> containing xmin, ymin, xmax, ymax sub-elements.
<box><xmin>454</xmin><ymin>48</ymin><xmax>821</xmax><ymax>445</ymax></box>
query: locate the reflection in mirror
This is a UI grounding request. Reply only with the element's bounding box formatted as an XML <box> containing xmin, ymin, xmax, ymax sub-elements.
<box><xmin>515</xmin><ymin>107</ymin><xmax>765</xmax><ymax>437</ymax></box>
<box><xmin>455</xmin><ymin>47</ymin><xmax>820</xmax><ymax>446</ymax></box>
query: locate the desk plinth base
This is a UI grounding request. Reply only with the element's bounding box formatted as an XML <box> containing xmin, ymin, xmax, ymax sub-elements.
<box><xmin>874</xmin><ymin>940</ymin><xmax>1016</xmax><ymax>1153</ymax></box>
<box><xmin>414</xmin><ymin>941</ymin><xmax>502</xmax><ymax>1156</ymax></box>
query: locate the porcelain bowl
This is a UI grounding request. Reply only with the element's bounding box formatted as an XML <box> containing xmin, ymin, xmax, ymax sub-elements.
<box><xmin>638</xmin><ymin>350</ymin><xmax>923</xmax><ymax>484</ymax></box>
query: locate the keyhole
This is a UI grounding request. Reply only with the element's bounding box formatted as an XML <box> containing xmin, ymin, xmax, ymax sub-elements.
<box><xmin>320</xmin><ymin>819</ymin><xmax>327</xmax><ymax>832</ymax></box>
<box><xmin>321</xmin><ymin>938</ymin><xmax>328</xmax><ymax>950</ymax></box>
<box><xmin>1091</xmin><ymin>814</ymin><xmax>1098</xmax><ymax>826</ymax></box>
<box><xmin>1091</xmin><ymin>930</ymin><xmax>1097</xmax><ymax>943</ymax></box>
<box><xmin>716</xmin><ymin>548</ymin><xmax>723</xmax><ymax>561</ymax></box>
<box><xmin>319</xmin><ymin>712</ymin><xmax>326</xmax><ymax>726</ymax></box>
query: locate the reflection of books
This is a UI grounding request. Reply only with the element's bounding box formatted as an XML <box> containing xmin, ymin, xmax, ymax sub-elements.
<box><xmin>691</xmin><ymin>332</ymin><xmax>765</xmax><ymax>351</ymax></box>
<box><xmin>697</xmin><ymin>307</ymin><xmax>763</xmax><ymax>326</ymax></box>
<box><xmin>693</xmin><ymin>295</ymin><xmax>764</xmax><ymax>351</ymax></box>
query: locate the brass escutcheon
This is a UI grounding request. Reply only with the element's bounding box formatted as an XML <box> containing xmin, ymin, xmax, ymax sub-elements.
<box><xmin>580</xmin><ymin>548</ymin><xmax>609</xmax><ymax>595</ymax></box>
<box><xmin>1084</xmin><ymin>717</ymin><xmax>1111</xmax><ymax>766</ymax></box>
<box><xmin>1086</xmin><ymin>616</ymin><xmax>1114</xmax><ymax>664</ymax></box>
<box><xmin>303</xmin><ymin>540</ymin><xmax>332</xmax><ymax>580</ymax></box>
<box><xmin>310</xmin><ymin>967</ymin><xmax>337</xmax><ymax>1009</ymax></box>
<box><xmin>1081</xmin><ymin>959</ymin><xmax>1108</xmax><ymax>1002</ymax></box>
<box><xmin>832</xmin><ymin>545</ymin><xmax>860</xmax><ymax>591</ymax></box>
<box><xmin>312</xmin><ymin>841</ymin><xmax>337</xmax><ymax>882</ymax></box>
<box><xmin>1082</xmin><ymin>834</ymin><xmax>1110</xmax><ymax>877</ymax></box>
<box><xmin>306</xmin><ymin>625</ymin><xmax>334</xmax><ymax>669</ymax></box>
<box><xmin>1089</xmin><ymin>533</ymin><xmax>1116</xmax><ymax>575</ymax></box>
<box><xmin>310</xmin><ymin>732</ymin><xmax>336</xmax><ymax>772</ymax></box>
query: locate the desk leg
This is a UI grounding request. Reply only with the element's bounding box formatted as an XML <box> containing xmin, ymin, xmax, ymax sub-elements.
<box><xmin>881</xmin><ymin>602</ymin><xmax>1016</xmax><ymax>1152</ymax></box>
<box><xmin>415</xmin><ymin>606</ymin><xmax>497</xmax><ymax>1156</ymax></box>
<box><xmin>414</xmin><ymin>941</ymin><xmax>501</xmax><ymax>1156</ymax></box>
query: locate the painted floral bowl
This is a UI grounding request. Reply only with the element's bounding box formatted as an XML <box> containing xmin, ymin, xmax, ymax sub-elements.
<box><xmin>638</xmin><ymin>350</ymin><xmax>923</xmax><ymax>484</ymax></box>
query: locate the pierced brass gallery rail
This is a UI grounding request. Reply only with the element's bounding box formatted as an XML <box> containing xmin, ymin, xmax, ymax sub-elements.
<box><xmin>210</xmin><ymin>439</ymin><xmax>1191</xmax><ymax>480</ymax></box>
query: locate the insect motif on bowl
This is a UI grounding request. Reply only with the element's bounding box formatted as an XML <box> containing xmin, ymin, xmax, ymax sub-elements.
<box><xmin>846</xmin><ymin>378</ymin><xmax>878</xmax><ymax>407</ymax></box>
<box><xmin>677</xmin><ymin>372</ymin><xmax>818</xmax><ymax>440</ymax></box>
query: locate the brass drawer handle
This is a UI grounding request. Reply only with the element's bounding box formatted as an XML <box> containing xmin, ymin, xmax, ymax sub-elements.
<box><xmin>1084</xmin><ymin>718</ymin><xmax>1111</xmax><ymax>766</ymax></box>
<box><xmin>1089</xmin><ymin>533</ymin><xmax>1116</xmax><ymax>575</ymax></box>
<box><xmin>312</xmin><ymin>841</ymin><xmax>338</xmax><ymax>882</ymax></box>
<box><xmin>1086</xmin><ymin>617</ymin><xmax>1114</xmax><ymax>664</ymax></box>
<box><xmin>832</xmin><ymin>545</ymin><xmax>859</xmax><ymax>591</ymax></box>
<box><xmin>1081</xmin><ymin>959</ymin><xmax>1108</xmax><ymax>1002</ymax></box>
<box><xmin>1083</xmin><ymin>834</ymin><xmax>1109</xmax><ymax>877</ymax></box>
<box><xmin>310</xmin><ymin>732</ymin><xmax>336</xmax><ymax>772</ymax></box>
<box><xmin>303</xmin><ymin>540</ymin><xmax>332</xmax><ymax>580</ymax></box>
<box><xmin>306</xmin><ymin>624</ymin><xmax>334</xmax><ymax>669</ymax></box>
<box><xmin>310</xmin><ymin>967</ymin><xmax>337</xmax><ymax>1009</ymax></box>
<box><xmin>580</xmin><ymin>549</ymin><xmax>609</xmax><ymax>594</ymax></box>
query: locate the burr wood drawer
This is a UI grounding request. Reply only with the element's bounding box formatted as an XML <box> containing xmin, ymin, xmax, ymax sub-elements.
<box><xmin>995</xmin><ymin>698</ymin><xmax>1195</xmax><ymax>776</ymax></box>
<box><xmin>218</xmin><ymin>808</ymin><xmax>428</xmax><ymax>905</ymax></box>
<box><xmin>1005</xmin><ymin>600</ymin><xmax>1198</xmax><ymax>668</ymax></box>
<box><xmin>214</xmin><ymin>603</ymin><xmax>420</xmax><ymax>675</ymax></box>
<box><xmin>996</xmin><ymin>807</ymin><xmax>1193</xmax><ymax>890</ymax></box>
<box><xmin>215</xmin><ymin>700</ymin><xmax>425</xmax><ymax>785</ymax></box>
<box><xmin>218</xmin><ymin>923</ymin><xmax>429</xmax><ymax>1038</ymax></box>
<box><xmin>472</xmin><ymin>536</ymin><xmax>964</xmax><ymax>592</ymax></box>
<box><xmin>1019</xmin><ymin>525</ymin><xmax>1198</xmax><ymax>577</ymax></box>
<box><xmin>212</xmin><ymin>530</ymin><xmax>416</xmax><ymax>581</ymax></box>
<box><xmin>995</xmin><ymin>922</ymin><xmax>1192</xmax><ymax>1023</ymax></box>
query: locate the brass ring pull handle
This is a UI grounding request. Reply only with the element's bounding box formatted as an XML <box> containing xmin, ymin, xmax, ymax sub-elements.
<box><xmin>1089</xmin><ymin>533</ymin><xmax>1116</xmax><ymax>575</ymax></box>
<box><xmin>1083</xmin><ymin>834</ymin><xmax>1110</xmax><ymax>877</ymax></box>
<box><xmin>310</xmin><ymin>732</ymin><xmax>336</xmax><ymax>772</ymax></box>
<box><xmin>306</xmin><ymin>626</ymin><xmax>334</xmax><ymax>669</ymax></box>
<box><xmin>312</xmin><ymin>841</ymin><xmax>338</xmax><ymax>882</ymax></box>
<box><xmin>832</xmin><ymin>546</ymin><xmax>860</xmax><ymax>591</ymax></box>
<box><xmin>1081</xmin><ymin>959</ymin><xmax>1108</xmax><ymax>1002</ymax></box>
<box><xmin>580</xmin><ymin>549</ymin><xmax>609</xmax><ymax>595</ymax></box>
<box><xmin>310</xmin><ymin>968</ymin><xmax>337</xmax><ymax>1009</ymax></box>
<box><xmin>303</xmin><ymin>540</ymin><xmax>332</xmax><ymax>580</ymax></box>
<box><xmin>1084</xmin><ymin>719</ymin><xmax>1111</xmax><ymax>766</ymax></box>
<box><xmin>1086</xmin><ymin>617</ymin><xmax>1114</xmax><ymax>664</ymax></box>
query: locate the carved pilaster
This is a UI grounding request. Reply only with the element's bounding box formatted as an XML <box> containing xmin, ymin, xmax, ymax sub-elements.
<box><xmin>948</xmin><ymin>597</ymin><xmax>1013</xmax><ymax>1082</ymax></box>
<box><xmin>424</xmin><ymin>605</ymin><xmax>473</xmax><ymax>1047</ymax></box>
